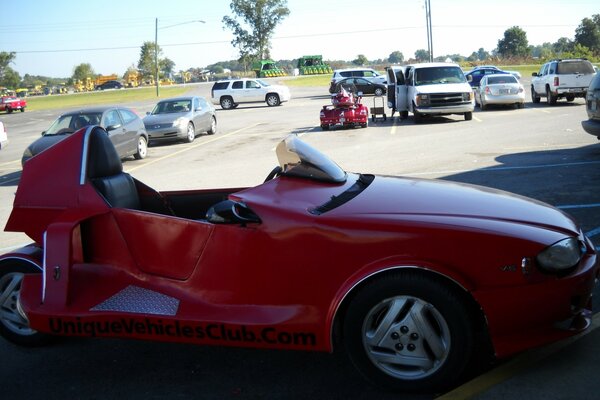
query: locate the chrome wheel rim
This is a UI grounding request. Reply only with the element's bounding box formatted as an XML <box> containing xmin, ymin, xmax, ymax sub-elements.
<box><xmin>0</xmin><ymin>272</ymin><xmax>36</xmax><ymax>336</ymax></box>
<box><xmin>267</xmin><ymin>95</ymin><xmax>278</xmax><ymax>106</ymax></box>
<box><xmin>210</xmin><ymin>117</ymin><xmax>217</xmax><ymax>133</ymax></box>
<box><xmin>187</xmin><ymin>124</ymin><xmax>195</xmax><ymax>141</ymax></box>
<box><xmin>362</xmin><ymin>295</ymin><xmax>450</xmax><ymax>380</ymax></box>
<box><xmin>138</xmin><ymin>137</ymin><xmax>147</xmax><ymax>158</ymax></box>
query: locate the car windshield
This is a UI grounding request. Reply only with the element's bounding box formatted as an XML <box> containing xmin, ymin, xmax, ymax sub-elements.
<box><xmin>487</xmin><ymin>75</ymin><xmax>517</xmax><ymax>84</ymax></box>
<box><xmin>45</xmin><ymin>113</ymin><xmax>103</xmax><ymax>135</ymax></box>
<box><xmin>256</xmin><ymin>79</ymin><xmax>270</xmax><ymax>87</ymax></box>
<box><xmin>415</xmin><ymin>66</ymin><xmax>466</xmax><ymax>86</ymax></box>
<box><xmin>276</xmin><ymin>135</ymin><xmax>346</xmax><ymax>183</ymax></box>
<box><xmin>152</xmin><ymin>100</ymin><xmax>192</xmax><ymax>114</ymax></box>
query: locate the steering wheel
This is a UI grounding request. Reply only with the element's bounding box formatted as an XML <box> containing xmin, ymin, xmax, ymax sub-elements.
<box><xmin>264</xmin><ymin>166</ymin><xmax>283</xmax><ymax>183</ymax></box>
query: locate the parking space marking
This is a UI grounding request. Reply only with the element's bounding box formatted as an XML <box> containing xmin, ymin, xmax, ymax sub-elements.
<box><xmin>438</xmin><ymin>313</ymin><xmax>600</xmax><ymax>400</ymax></box>
<box><xmin>531</xmin><ymin>108</ymin><xmax>552</xmax><ymax>114</ymax></box>
<box><xmin>473</xmin><ymin>115</ymin><xmax>482</xmax><ymax>122</ymax></box>
<box><xmin>125</xmin><ymin>123</ymin><xmax>263</xmax><ymax>174</ymax></box>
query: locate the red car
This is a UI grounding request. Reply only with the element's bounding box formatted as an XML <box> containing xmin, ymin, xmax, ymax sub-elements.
<box><xmin>0</xmin><ymin>96</ymin><xmax>27</xmax><ymax>113</ymax></box>
<box><xmin>320</xmin><ymin>87</ymin><xmax>368</xmax><ymax>130</ymax></box>
<box><xmin>0</xmin><ymin>126</ymin><xmax>598</xmax><ymax>392</ymax></box>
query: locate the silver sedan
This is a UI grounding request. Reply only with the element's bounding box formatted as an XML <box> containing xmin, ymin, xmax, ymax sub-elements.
<box><xmin>143</xmin><ymin>96</ymin><xmax>217</xmax><ymax>144</ymax></box>
<box><xmin>474</xmin><ymin>74</ymin><xmax>525</xmax><ymax>110</ymax></box>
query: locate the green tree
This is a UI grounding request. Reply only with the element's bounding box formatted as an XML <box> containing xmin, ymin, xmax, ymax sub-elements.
<box><xmin>72</xmin><ymin>63</ymin><xmax>95</xmax><ymax>81</ymax></box>
<box><xmin>160</xmin><ymin>58</ymin><xmax>176</xmax><ymax>78</ymax></box>
<box><xmin>553</xmin><ymin>37</ymin><xmax>574</xmax><ymax>55</ymax></box>
<box><xmin>137</xmin><ymin>41</ymin><xmax>162</xmax><ymax>80</ymax></box>
<box><xmin>414</xmin><ymin>49</ymin><xmax>430</xmax><ymax>62</ymax></box>
<box><xmin>388</xmin><ymin>51</ymin><xmax>404</xmax><ymax>63</ymax></box>
<box><xmin>574</xmin><ymin>14</ymin><xmax>600</xmax><ymax>54</ymax></box>
<box><xmin>497</xmin><ymin>26</ymin><xmax>529</xmax><ymax>58</ymax></box>
<box><xmin>223</xmin><ymin>0</ymin><xmax>290</xmax><ymax>61</ymax></box>
<box><xmin>0</xmin><ymin>51</ymin><xmax>17</xmax><ymax>84</ymax></box>
<box><xmin>476</xmin><ymin>48</ymin><xmax>490</xmax><ymax>61</ymax></box>
<box><xmin>1</xmin><ymin>67</ymin><xmax>20</xmax><ymax>88</ymax></box>
<box><xmin>352</xmin><ymin>54</ymin><xmax>368</xmax><ymax>66</ymax></box>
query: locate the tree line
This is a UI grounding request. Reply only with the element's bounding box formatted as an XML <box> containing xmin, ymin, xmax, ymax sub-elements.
<box><xmin>1</xmin><ymin>1</ymin><xmax>599</xmax><ymax>90</ymax></box>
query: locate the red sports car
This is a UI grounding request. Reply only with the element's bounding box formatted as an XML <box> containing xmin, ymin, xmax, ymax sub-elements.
<box><xmin>0</xmin><ymin>126</ymin><xmax>598</xmax><ymax>392</ymax></box>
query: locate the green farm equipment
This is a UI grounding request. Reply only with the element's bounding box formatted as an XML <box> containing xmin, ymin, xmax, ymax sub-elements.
<box><xmin>297</xmin><ymin>55</ymin><xmax>332</xmax><ymax>75</ymax></box>
<box><xmin>253</xmin><ymin>60</ymin><xmax>286</xmax><ymax>78</ymax></box>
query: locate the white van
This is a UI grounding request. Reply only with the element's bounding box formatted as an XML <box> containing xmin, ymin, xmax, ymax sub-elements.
<box><xmin>386</xmin><ymin>62</ymin><xmax>474</xmax><ymax>123</ymax></box>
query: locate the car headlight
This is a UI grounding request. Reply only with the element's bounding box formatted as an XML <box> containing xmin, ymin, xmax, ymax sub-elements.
<box><xmin>416</xmin><ymin>94</ymin><xmax>429</xmax><ymax>106</ymax></box>
<box><xmin>173</xmin><ymin>117</ymin><xmax>187</xmax><ymax>128</ymax></box>
<box><xmin>536</xmin><ymin>237</ymin><xmax>583</xmax><ymax>274</ymax></box>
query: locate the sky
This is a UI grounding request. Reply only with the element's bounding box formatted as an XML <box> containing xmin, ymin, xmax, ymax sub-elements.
<box><xmin>0</xmin><ymin>0</ymin><xmax>598</xmax><ymax>78</ymax></box>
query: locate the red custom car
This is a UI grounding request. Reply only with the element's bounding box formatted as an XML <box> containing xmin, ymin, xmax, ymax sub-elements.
<box><xmin>0</xmin><ymin>126</ymin><xmax>598</xmax><ymax>392</ymax></box>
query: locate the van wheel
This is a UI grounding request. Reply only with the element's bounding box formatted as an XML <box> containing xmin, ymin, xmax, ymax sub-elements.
<box><xmin>464</xmin><ymin>112</ymin><xmax>473</xmax><ymax>121</ymax></box>
<box><xmin>546</xmin><ymin>87</ymin><xmax>557</xmax><ymax>105</ymax></box>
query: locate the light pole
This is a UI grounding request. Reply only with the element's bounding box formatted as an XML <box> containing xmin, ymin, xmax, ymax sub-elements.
<box><xmin>425</xmin><ymin>0</ymin><xmax>433</xmax><ymax>62</ymax></box>
<box><xmin>155</xmin><ymin>19</ymin><xmax>205</xmax><ymax>97</ymax></box>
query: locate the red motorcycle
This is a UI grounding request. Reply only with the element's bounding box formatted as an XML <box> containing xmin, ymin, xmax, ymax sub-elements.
<box><xmin>319</xmin><ymin>86</ymin><xmax>368</xmax><ymax>130</ymax></box>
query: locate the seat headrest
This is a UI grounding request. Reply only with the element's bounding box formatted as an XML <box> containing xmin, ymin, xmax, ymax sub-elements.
<box><xmin>86</xmin><ymin>126</ymin><xmax>122</xmax><ymax>178</ymax></box>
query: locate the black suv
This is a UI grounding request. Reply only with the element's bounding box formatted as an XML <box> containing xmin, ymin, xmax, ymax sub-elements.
<box><xmin>582</xmin><ymin>72</ymin><xmax>600</xmax><ymax>139</ymax></box>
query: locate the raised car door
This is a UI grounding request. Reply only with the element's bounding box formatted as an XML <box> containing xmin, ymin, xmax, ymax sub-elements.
<box><xmin>396</xmin><ymin>68</ymin><xmax>410</xmax><ymax>112</ymax></box>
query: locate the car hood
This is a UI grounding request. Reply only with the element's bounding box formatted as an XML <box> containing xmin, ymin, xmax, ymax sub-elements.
<box><xmin>416</xmin><ymin>83</ymin><xmax>471</xmax><ymax>93</ymax></box>
<box><xmin>143</xmin><ymin>113</ymin><xmax>188</xmax><ymax>125</ymax></box>
<box><xmin>340</xmin><ymin>175</ymin><xmax>579</xmax><ymax>235</ymax></box>
<box><xmin>25</xmin><ymin>134</ymin><xmax>70</xmax><ymax>156</ymax></box>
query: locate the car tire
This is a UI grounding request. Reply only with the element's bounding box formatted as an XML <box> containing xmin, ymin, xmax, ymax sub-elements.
<box><xmin>185</xmin><ymin>122</ymin><xmax>195</xmax><ymax>143</ymax></box>
<box><xmin>566</xmin><ymin>95</ymin><xmax>575</xmax><ymax>102</ymax></box>
<box><xmin>374</xmin><ymin>88</ymin><xmax>384</xmax><ymax>96</ymax></box>
<box><xmin>321</xmin><ymin>124</ymin><xmax>330</xmax><ymax>131</ymax></box>
<box><xmin>343</xmin><ymin>272</ymin><xmax>473</xmax><ymax>392</ymax></box>
<box><xmin>399</xmin><ymin>111</ymin><xmax>409</xmax><ymax>120</ymax></box>
<box><xmin>220</xmin><ymin>97</ymin><xmax>234</xmax><ymax>110</ymax></box>
<box><xmin>546</xmin><ymin>87</ymin><xmax>557</xmax><ymax>105</ymax></box>
<box><xmin>7</xmin><ymin>108</ymin><xmax>13</xmax><ymax>114</ymax></box>
<box><xmin>207</xmin><ymin>116</ymin><xmax>217</xmax><ymax>135</ymax></box>
<box><xmin>20</xmin><ymin>108</ymin><xmax>25</xmax><ymax>113</ymax></box>
<box><xmin>266</xmin><ymin>93</ymin><xmax>280</xmax><ymax>107</ymax></box>
<box><xmin>464</xmin><ymin>111</ymin><xmax>473</xmax><ymax>120</ymax></box>
<box><xmin>0</xmin><ymin>263</ymin><xmax>51</xmax><ymax>347</ymax></box>
<box><xmin>531</xmin><ymin>86</ymin><xmax>540</xmax><ymax>103</ymax></box>
<box><xmin>480</xmin><ymin>99</ymin><xmax>486</xmax><ymax>111</ymax></box>
<box><xmin>133</xmin><ymin>136</ymin><xmax>148</xmax><ymax>160</ymax></box>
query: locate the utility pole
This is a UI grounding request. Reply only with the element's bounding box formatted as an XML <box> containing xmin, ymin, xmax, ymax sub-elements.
<box><xmin>425</xmin><ymin>0</ymin><xmax>433</xmax><ymax>62</ymax></box>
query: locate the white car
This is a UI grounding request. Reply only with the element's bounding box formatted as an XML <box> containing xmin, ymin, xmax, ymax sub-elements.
<box><xmin>210</xmin><ymin>78</ymin><xmax>291</xmax><ymax>110</ymax></box>
<box><xmin>474</xmin><ymin>74</ymin><xmax>525</xmax><ymax>110</ymax></box>
<box><xmin>0</xmin><ymin>121</ymin><xmax>7</xmax><ymax>149</ymax></box>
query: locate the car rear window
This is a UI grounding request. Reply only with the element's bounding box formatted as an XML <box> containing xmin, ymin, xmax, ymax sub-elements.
<box><xmin>556</xmin><ymin>61</ymin><xmax>595</xmax><ymax>75</ymax></box>
<box><xmin>487</xmin><ymin>76</ymin><xmax>517</xmax><ymax>84</ymax></box>
<box><xmin>212</xmin><ymin>82</ymin><xmax>229</xmax><ymax>90</ymax></box>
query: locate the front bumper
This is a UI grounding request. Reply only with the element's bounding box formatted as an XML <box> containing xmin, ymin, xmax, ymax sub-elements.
<box><xmin>474</xmin><ymin>238</ymin><xmax>599</xmax><ymax>358</ymax></box>
<box><xmin>582</xmin><ymin>119</ymin><xmax>600</xmax><ymax>137</ymax></box>
<box><xmin>146</xmin><ymin>126</ymin><xmax>186</xmax><ymax>141</ymax></box>
<box><xmin>415</xmin><ymin>102</ymin><xmax>474</xmax><ymax>116</ymax></box>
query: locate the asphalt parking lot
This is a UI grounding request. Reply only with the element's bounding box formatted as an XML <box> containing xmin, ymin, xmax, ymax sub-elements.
<box><xmin>0</xmin><ymin>80</ymin><xmax>599</xmax><ymax>399</ymax></box>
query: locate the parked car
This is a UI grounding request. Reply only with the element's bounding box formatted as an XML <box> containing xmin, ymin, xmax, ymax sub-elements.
<box><xmin>21</xmin><ymin>106</ymin><xmax>148</xmax><ymax>165</ymax></box>
<box><xmin>331</xmin><ymin>68</ymin><xmax>387</xmax><ymax>85</ymax></box>
<box><xmin>464</xmin><ymin>66</ymin><xmax>519</xmax><ymax>87</ymax></box>
<box><xmin>329</xmin><ymin>77</ymin><xmax>386</xmax><ymax>96</ymax></box>
<box><xmin>0</xmin><ymin>96</ymin><xmax>27</xmax><ymax>113</ymax></box>
<box><xmin>2</xmin><ymin>127</ymin><xmax>598</xmax><ymax>393</ymax></box>
<box><xmin>95</xmin><ymin>80</ymin><xmax>124</xmax><ymax>90</ymax></box>
<box><xmin>0</xmin><ymin>120</ymin><xmax>7</xmax><ymax>149</ymax></box>
<box><xmin>582</xmin><ymin>72</ymin><xmax>600</xmax><ymax>139</ymax></box>
<box><xmin>474</xmin><ymin>74</ymin><xmax>525</xmax><ymax>110</ymax></box>
<box><xmin>143</xmin><ymin>96</ymin><xmax>216</xmax><ymax>143</ymax></box>
<box><xmin>531</xmin><ymin>58</ymin><xmax>595</xmax><ymax>105</ymax></box>
<box><xmin>210</xmin><ymin>78</ymin><xmax>291</xmax><ymax>109</ymax></box>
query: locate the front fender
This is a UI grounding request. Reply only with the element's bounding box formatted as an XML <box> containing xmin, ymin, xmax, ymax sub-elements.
<box><xmin>0</xmin><ymin>244</ymin><xmax>43</xmax><ymax>271</ymax></box>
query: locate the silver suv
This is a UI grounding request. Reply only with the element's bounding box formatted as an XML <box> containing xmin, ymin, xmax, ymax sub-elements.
<box><xmin>331</xmin><ymin>68</ymin><xmax>387</xmax><ymax>85</ymax></box>
<box><xmin>210</xmin><ymin>78</ymin><xmax>291</xmax><ymax>110</ymax></box>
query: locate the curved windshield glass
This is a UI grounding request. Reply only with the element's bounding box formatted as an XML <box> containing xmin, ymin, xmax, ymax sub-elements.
<box><xmin>152</xmin><ymin>100</ymin><xmax>192</xmax><ymax>114</ymax></box>
<box><xmin>257</xmin><ymin>79</ymin><xmax>270</xmax><ymax>87</ymax></box>
<box><xmin>415</xmin><ymin>66</ymin><xmax>467</xmax><ymax>86</ymax></box>
<box><xmin>275</xmin><ymin>135</ymin><xmax>346</xmax><ymax>183</ymax></box>
<box><xmin>45</xmin><ymin>113</ymin><xmax>103</xmax><ymax>135</ymax></box>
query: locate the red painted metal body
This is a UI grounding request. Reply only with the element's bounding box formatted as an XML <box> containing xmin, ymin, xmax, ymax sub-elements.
<box><xmin>319</xmin><ymin>88</ymin><xmax>368</xmax><ymax>129</ymax></box>
<box><xmin>0</xmin><ymin>96</ymin><xmax>27</xmax><ymax>113</ymax></box>
<box><xmin>1</xmin><ymin>128</ymin><xmax>598</xmax><ymax>359</ymax></box>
